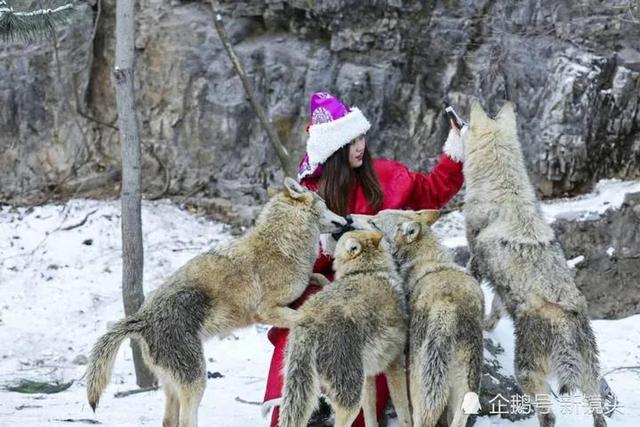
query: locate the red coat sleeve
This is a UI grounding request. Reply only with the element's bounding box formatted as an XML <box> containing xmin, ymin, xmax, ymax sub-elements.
<box><xmin>404</xmin><ymin>154</ymin><xmax>464</xmax><ymax>210</ymax></box>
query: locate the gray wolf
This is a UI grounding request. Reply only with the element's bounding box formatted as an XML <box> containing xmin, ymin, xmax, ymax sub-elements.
<box><xmin>351</xmin><ymin>209</ymin><xmax>484</xmax><ymax>427</ymax></box>
<box><xmin>278</xmin><ymin>230</ymin><xmax>411</xmax><ymax>427</ymax></box>
<box><xmin>463</xmin><ymin>101</ymin><xmax>606</xmax><ymax>427</ymax></box>
<box><xmin>86</xmin><ymin>178</ymin><xmax>348</xmax><ymax>427</ymax></box>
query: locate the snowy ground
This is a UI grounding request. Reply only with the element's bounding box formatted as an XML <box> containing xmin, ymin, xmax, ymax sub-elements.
<box><xmin>1</xmin><ymin>179</ymin><xmax>639</xmax><ymax>426</ymax></box>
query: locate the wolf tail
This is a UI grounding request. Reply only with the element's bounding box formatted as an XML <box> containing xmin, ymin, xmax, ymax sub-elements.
<box><xmin>279</xmin><ymin>328</ymin><xmax>319</xmax><ymax>427</ymax></box>
<box><xmin>556</xmin><ymin>313</ymin><xmax>602</xmax><ymax>396</ymax></box>
<box><xmin>554</xmin><ymin>314</ymin><xmax>591</xmax><ymax>396</ymax></box>
<box><xmin>86</xmin><ymin>315</ymin><xmax>146</xmax><ymax>411</ymax></box>
<box><xmin>415</xmin><ymin>306</ymin><xmax>454</xmax><ymax>426</ymax></box>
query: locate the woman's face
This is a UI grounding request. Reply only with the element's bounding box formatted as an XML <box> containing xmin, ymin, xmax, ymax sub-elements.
<box><xmin>349</xmin><ymin>135</ymin><xmax>366</xmax><ymax>168</ymax></box>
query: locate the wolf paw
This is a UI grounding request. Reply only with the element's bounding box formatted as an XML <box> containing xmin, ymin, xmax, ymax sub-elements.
<box><xmin>309</xmin><ymin>273</ymin><xmax>331</xmax><ymax>288</ymax></box>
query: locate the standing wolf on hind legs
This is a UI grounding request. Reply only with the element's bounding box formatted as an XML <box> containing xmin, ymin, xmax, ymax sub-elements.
<box><xmin>85</xmin><ymin>178</ymin><xmax>347</xmax><ymax>427</ymax></box>
<box><xmin>463</xmin><ymin>100</ymin><xmax>607</xmax><ymax>427</ymax></box>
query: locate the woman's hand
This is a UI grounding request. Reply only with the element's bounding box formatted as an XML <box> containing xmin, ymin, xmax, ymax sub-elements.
<box><xmin>443</xmin><ymin>120</ymin><xmax>467</xmax><ymax>163</ymax></box>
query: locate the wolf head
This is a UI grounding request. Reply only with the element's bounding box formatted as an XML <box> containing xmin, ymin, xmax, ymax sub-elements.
<box><xmin>261</xmin><ymin>177</ymin><xmax>347</xmax><ymax>234</ymax></box>
<box><xmin>333</xmin><ymin>230</ymin><xmax>391</xmax><ymax>277</ymax></box>
<box><xmin>464</xmin><ymin>101</ymin><xmax>536</xmax><ymax>203</ymax></box>
<box><xmin>348</xmin><ymin>209</ymin><xmax>439</xmax><ymax>242</ymax></box>
<box><xmin>467</xmin><ymin>100</ymin><xmax>518</xmax><ymax>153</ymax></box>
<box><xmin>347</xmin><ymin>210</ymin><xmax>445</xmax><ymax>267</ymax></box>
<box><xmin>464</xmin><ymin>102</ymin><xmax>554</xmax><ymax>244</ymax></box>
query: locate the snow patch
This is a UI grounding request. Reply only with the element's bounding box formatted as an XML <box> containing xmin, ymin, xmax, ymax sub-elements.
<box><xmin>432</xmin><ymin>178</ymin><xmax>640</xmax><ymax>249</ymax></box>
<box><xmin>567</xmin><ymin>255</ymin><xmax>585</xmax><ymax>268</ymax></box>
<box><xmin>2</xmin><ymin>183</ymin><xmax>640</xmax><ymax>425</ymax></box>
<box><xmin>541</xmin><ymin>179</ymin><xmax>640</xmax><ymax>223</ymax></box>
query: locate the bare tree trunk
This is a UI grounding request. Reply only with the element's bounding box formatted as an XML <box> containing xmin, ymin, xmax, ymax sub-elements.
<box><xmin>114</xmin><ymin>0</ymin><xmax>155</xmax><ymax>388</ymax></box>
<box><xmin>211</xmin><ymin>8</ymin><xmax>295</xmax><ymax>177</ymax></box>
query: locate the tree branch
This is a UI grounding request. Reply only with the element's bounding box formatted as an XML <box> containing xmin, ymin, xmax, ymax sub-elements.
<box><xmin>234</xmin><ymin>396</ymin><xmax>262</xmax><ymax>406</ymax></box>
<box><xmin>210</xmin><ymin>4</ymin><xmax>294</xmax><ymax>177</ymax></box>
<box><xmin>145</xmin><ymin>142</ymin><xmax>171</xmax><ymax>200</ymax></box>
<box><xmin>603</xmin><ymin>365</ymin><xmax>640</xmax><ymax>376</ymax></box>
<box><xmin>113</xmin><ymin>385</ymin><xmax>159</xmax><ymax>398</ymax></box>
<box><xmin>60</xmin><ymin>209</ymin><xmax>97</xmax><ymax>231</ymax></box>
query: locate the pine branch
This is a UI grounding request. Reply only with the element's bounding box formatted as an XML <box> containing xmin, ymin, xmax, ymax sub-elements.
<box><xmin>0</xmin><ymin>0</ymin><xmax>75</xmax><ymax>43</ymax></box>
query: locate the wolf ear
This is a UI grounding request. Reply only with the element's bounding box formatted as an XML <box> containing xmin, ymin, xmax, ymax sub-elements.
<box><xmin>370</xmin><ymin>231</ymin><xmax>383</xmax><ymax>248</ymax></box>
<box><xmin>283</xmin><ymin>177</ymin><xmax>308</xmax><ymax>200</ymax></box>
<box><xmin>416</xmin><ymin>209</ymin><xmax>440</xmax><ymax>225</ymax></box>
<box><xmin>470</xmin><ymin>100</ymin><xmax>490</xmax><ymax>126</ymax></box>
<box><xmin>401</xmin><ymin>221</ymin><xmax>421</xmax><ymax>243</ymax></box>
<box><xmin>497</xmin><ymin>102</ymin><xmax>516</xmax><ymax>130</ymax></box>
<box><xmin>344</xmin><ymin>237</ymin><xmax>362</xmax><ymax>258</ymax></box>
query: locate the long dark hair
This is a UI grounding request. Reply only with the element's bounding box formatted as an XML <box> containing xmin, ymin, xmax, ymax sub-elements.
<box><xmin>318</xmin><ymin>144</ymin><xmax>382</xmax><ymax>215</ymax></box>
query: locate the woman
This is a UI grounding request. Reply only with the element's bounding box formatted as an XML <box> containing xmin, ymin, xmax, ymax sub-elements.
<box><xmin>263</xmin><ymin>92</ymin><xmax>466</xmax><ymax>426</ymax></box>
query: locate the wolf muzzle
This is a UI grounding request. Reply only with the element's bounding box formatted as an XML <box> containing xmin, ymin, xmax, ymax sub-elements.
<box><xmin>331</xmin><ymin>216</ymin><xmax>355</xmax><ymax>241</ymax></box>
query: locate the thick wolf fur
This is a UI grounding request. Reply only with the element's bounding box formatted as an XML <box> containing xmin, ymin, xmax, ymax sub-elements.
<box><xmin>279</xmin><ymin>230</ymin><xmax>412</xmax><ymax>427</ymax></box>
<box><xmin>463</xmin><ymin>101</ymin><xmax>606</xmax><ymax>427</ymax></box>
<box><xmin>351</xmin><ymin>210</ymin><xmax>484</xmax><ymax>427</ymax></box>
<box><xmin>86</xmin><ymin>178</ymin><xmax>347</xmax><ymax>427</ymax></box>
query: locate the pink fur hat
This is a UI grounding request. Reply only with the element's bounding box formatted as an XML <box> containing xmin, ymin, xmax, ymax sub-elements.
<box><xmin>298</xmin><ymin>92</ymin><xmax>371</xmax><ymax>180</ymax></box>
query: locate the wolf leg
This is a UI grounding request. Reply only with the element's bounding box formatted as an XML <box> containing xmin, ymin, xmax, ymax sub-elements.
<box><xmin>515</xmin><ymin>315</ymin><xmax>555</xmax><ymax>427</ymax></box>
<box><xmin>333</xmin><ymin>404</ymin><xmax>360</xmax><ymax>427</ymax></box>
<box><xmin>135</xmin><ymin>287</ymin><xmax>210</xmax><ymax>427</ymax></box>
<box><xmin>155</xmin><ymin>336</ymin><xmax>206</xmax><ymax>427</ymax></box>
<box><xmin>162</xmin><ymin>382</ymin><xmax>180</xmax><ymax>427</ymax></box>
<box><xmin>137</xmin><ymin>340</ymin><xmax>178</xmax><ymax>427</ymax></box>
<box><xmin>447</xmin><ymin>362</ymin><xmax>474</xmax><ymax>427</ymax></box>
<box><xmin>484</xmin><ymin>294</ymin><xmax>504</xmax><ymax>331</ymax></box>
<box><xmin>362</xmin><ymin>376</ymin><xmax>378</xmax><ymax>427</ymax></box>
<box><xmin>517</xmin><ymin>368</ymin><xmax>556</xmax><ymax>427</ymax></box>
<box><xmin>580</xmin><ymin>376</ymin><xmax>608</xmax><ymax>427</ymax></box>
<box><xmin>385</xmin><ymin>357</ymin><xmax>411</xmax><ymax>427</ymax></box>
<box><xmin>175</xmin><ymin>345</ymin><xmax>206</xmax><ymax>427</ymax></box>
<box><xmin>574</xmin><ymin>315</ymin><xmax>607</xmax><ymax>427</ymax></box>
<box><xmin>256</xmin><ymin>305</ymin><xmax>301</xmax><ymax>329</ymax></box>
<box><xmin>176</xmin><ymin>375</ymin><xmax>205</xmax><ymax>427</ymax></box>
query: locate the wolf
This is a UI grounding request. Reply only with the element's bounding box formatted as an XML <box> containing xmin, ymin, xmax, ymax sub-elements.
<box><xmin>463</xmin><ymin>101</ymin><xmax>607</xmax><ymax>427</ymax></box>
<box><xmin>278</xmin><ymin>230</ymin><xmax>412</xmax><ymax>427</ymax></box>
<box><xmin>85</xmin><ymin>178</ymin><xmax>348</xmax><ymax>427</ymax></box>
<box><xmin>351</xmin><ymin>209</ymin><xmax>484</xmax><ymax>427</ymax></box>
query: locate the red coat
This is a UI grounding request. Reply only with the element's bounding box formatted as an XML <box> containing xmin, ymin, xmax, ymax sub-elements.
<box><xmin>263</xmin><ymin>154</ymin><xmax>464</xmax><ymax>426</ymax></box>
